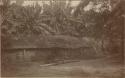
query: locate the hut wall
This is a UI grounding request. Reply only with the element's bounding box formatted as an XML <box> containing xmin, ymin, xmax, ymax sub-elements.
<box><xmin>2</xmin><ymin>47</ymin><xmax>97</xmax><ymax>64</ymax></box>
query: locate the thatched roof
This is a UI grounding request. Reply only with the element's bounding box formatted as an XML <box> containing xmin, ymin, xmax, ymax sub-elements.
<box><xmin>5</xmin><ymin>35</ymin><xmax>91</xmax><ymax>49</ymax></box>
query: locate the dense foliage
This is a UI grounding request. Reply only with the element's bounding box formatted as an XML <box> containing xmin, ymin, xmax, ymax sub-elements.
<box><xmin>1</xmin><ymin>0</ymin><xmax>124</xmax><ymax>57</ymax></box>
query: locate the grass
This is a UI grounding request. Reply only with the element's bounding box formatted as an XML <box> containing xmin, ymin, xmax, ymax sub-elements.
<box><xmin>2</xmin><ymin>58</ymin><xmax>124</xmax><ymax>77</ymax></box>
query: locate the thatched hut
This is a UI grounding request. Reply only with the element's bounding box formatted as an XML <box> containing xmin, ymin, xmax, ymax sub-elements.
<box><xmin>2</xmin><ymin>35</ymin><xmax>94</xmax><ymax>63</ymax></box>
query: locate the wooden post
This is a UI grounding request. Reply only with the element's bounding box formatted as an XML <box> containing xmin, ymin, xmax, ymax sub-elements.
<box><xmin>23</xmin><ymin>49</ymin><xmax>26</xmax><ymax>61</ymax></box>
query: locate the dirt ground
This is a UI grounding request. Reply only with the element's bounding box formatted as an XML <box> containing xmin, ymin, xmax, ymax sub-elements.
<box><xmin>2</xmin><ymin>58</ymin><xmax>124</xmax><ymax>78</ymax></box>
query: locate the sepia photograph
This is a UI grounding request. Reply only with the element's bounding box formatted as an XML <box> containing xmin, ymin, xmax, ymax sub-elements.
<box><xmin>0</xmin><ymin>0</ymin><xmax>125</xmax><ymax>77</ymax></box>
